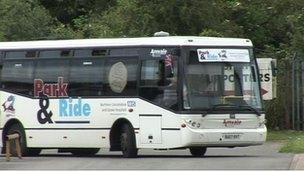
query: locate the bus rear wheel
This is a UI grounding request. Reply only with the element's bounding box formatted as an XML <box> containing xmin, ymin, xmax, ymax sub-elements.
<box><xmin>189</xmin><ymin>147</ymin><xmax>207</xmax><ymax>157</ymax></box>
<box><xmin>120</xmin><ymin>124</ymin><xmax>138</xmax><ymax>158</ymax></box>
<box><xmin>7</xmin><ymin>124</ymin><xmax>41</xmax><ymax>156</ymax></box>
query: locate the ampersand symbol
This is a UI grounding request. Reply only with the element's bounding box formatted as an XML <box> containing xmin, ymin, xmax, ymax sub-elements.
<box><xmin>37</xmin><ymin>94</ymin><xmax>53</xmax><ymax>124</ymax></box>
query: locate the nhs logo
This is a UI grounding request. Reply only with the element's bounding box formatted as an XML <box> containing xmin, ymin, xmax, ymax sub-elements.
<box><xmin>127</xmin><ymin>101</ymin><xmax>136</xmax><ymax>107</ymax></box>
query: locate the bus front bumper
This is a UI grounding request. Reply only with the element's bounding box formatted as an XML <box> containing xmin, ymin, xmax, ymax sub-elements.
<box><xmin>181</xmin><ymin>126</ymin><xmax>267</xmax><ymax>147</ymax></box>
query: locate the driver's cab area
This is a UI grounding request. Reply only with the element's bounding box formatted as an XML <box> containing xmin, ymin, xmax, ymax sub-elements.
<box><xmin>139</xmin><ymin>48</ymin><xmax>179</xmax><ymax>111</ymax></box>
<box><xmin>183</xmin><ymin>47</ymin><xmax>262</xmax><ymax>112</ymax></box>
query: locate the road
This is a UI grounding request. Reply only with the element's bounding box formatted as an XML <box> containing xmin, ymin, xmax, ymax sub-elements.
<box><xmin>0</xmin><ymin>142</ymin><xmax>294</xmax><ymax>170</ymax></box>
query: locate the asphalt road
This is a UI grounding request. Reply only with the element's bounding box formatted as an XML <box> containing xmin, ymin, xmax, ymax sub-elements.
<box><xmin>0</xmin><ymin>142</ymin><xmax>294</xmax><ymax>170</ymax></box>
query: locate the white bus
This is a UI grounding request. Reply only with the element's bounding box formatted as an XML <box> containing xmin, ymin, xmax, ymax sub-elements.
<box><xmin>0</xmin><ymin>33</ymin><xmax>266</xmax><ymax>157</ymax></box>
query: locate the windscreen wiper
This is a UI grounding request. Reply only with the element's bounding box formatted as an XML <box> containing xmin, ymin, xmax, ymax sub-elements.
<box><xmin>203</xmin><ymin>104</ymin><xmax>261</xmax><ymax>117</ymax></box>
<box><xmin>211</xmin><ymin>104</ymin><xmax>238</xmax><ymax>110</ymax></box>
<box><xmin>238</xmin><ymin>105</ymin><xmax>261</xmax><ymax>116</ymax></box>
<box><xmin>203</xmin><ymin>104</ymin><xmax>238</xmax><ymax>117</ymax></box>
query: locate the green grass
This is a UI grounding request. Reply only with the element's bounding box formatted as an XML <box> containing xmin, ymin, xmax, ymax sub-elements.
<box><xmin>267</xmin><ymin>130</ymin><xmax>304</xmax><ymax>153</ymax></box>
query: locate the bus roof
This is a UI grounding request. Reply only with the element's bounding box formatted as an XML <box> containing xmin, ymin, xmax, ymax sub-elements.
<box><xmin>0</xmin><ymin>36</ymin><xmax>253</xmax><ymax>50</ymax></box>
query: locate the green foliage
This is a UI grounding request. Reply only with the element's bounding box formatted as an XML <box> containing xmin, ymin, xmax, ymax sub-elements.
<box><xmin>0</xmin><ymin>0</ymin><xmax>55</xmax><ymax>41</ymax></box>
<box><xmin>39</xmin><ymin>0</ymin><xmax>116</xmax><ymax>24</ymax></box>
<box><xmin>268</xmin><ymin>131</ymin><xmax>304</xmax><ymax>153</ymax></box>
<box><xmin>279</xmin><ymin>136</ymin><xmax>304</xmax><ymax>153</ymax></box>
<box><xmin>51</xmin><ymin>24</ymin><xmax>82</xmax><ymax>39</ymax></box>
<box><xmin>199</xmin><ymin>29</ymin><xmax>223</xmax><ymax>37</ymax></box>
<box><xmin>267</xmin><ymin>131</ymin><xmax>304</xmax><ymax>153</ymax></box>
<box><xmin>90</xmin><ymin>0</ymin><xmax>226</xmax><ymax>37</ymax></box>
<box><xmin>267</xmin><ymin>130</ymin><xmax>304</xmax><ymax>141</ymax></box>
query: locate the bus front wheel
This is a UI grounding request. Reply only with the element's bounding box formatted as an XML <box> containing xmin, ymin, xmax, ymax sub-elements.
<box><xmin>120</xmin><ymin>124</ymin><xmax>138</xmax><ymax>158</ymax></box>
<box><xmin>189</xmin><ymin>147</ymin><xmax>207</xmax><ymax>157</ymax></box>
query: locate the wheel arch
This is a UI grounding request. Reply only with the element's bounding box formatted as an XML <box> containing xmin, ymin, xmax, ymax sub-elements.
<box><xmin>109</xmin><ymin>118</ymin><xmax>135</xmax><ymax>151</ymax></box>
<box><xmin>1</xmin><ymin>119</ymin><xmax>25</xmax><ymax>153</ymax></box>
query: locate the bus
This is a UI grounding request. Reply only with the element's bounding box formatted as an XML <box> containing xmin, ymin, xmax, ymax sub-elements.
<box><xmin>0</xmin><ymin>32</ymin><xmax>266</xmax><ymax>158</ymax></box>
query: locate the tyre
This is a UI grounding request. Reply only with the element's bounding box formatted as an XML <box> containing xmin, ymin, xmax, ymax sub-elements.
<box><xmin>70</xmin><ymin>148</ymin><xmax>100</xmax><ymax>156</ymax></box>
<box><xmin>120</xmin><ymin>124</ymin><xmax>138</xmax><ymax>158</ymax></box>
<box><xmin>189</xmin><ymin>147</ymin><xmax>207</xmax><ymax>157</ymax></box>
<box><xmin>6</xmin><ymin>124</ymin><xmax>41</xmax><ymax>156</ymax></box>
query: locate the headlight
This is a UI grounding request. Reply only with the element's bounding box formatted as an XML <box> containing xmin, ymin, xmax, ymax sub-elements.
<box><xmin>185</xmin><ymin>119</ymin><xmax>201</xmax><ymax>128</ymax></box>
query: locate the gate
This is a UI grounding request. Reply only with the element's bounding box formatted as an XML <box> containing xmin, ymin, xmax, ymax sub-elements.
<box><xmin>292</xmin><ymin>54</ymin><xmax>304</xmax><ymax>130</ymax></box>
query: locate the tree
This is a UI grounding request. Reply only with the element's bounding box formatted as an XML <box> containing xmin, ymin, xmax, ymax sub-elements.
<box><xmin>0</xmin><ymin>0</ymin><xmax>55</xmax><ymax>41</ymax></box>
<box><xmin>88</xmin><ymin>0</ymin><xmax>226</xmax><ymax>37</ymax></box>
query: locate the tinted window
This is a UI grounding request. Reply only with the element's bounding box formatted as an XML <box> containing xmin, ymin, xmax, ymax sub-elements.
<box><xmin>140</xmin><ymin>60</ymin><xmax>161</xmax><ymax>86</ymax></box>
<box><xmin>6</xmin><ymin>51</ymin><xmax>27</xmax><ymax>59</ymax></box>
<box><xmin>35</xmin><ymin>59</ymin><xmax>69</xmax><ymax>82</ymax></box>
<box><xmin>92</xmin><ymin>49</ymin><xmax>107</xmax><ymax>56</ymax></box>
<box><xmin>104</xmin><ymin>57</ymin><xmax>138</xmax><ymax>96</ymax></box>
<box><xmin>39</xmin><ymin>50</ymin><xmax>63</xmax><ymax>58</ymax></box>
<box><xmin>1</xmin><ymin>60</ymin><xmax>34</xmax><ymax>95</ymax></box>
<box><xmin>74</xmin><ymin>49</ymin><xmax>91</xmax><ymax>57</ymax></box>
<box><xmin>61</xmin><ymin>50</ymin><xmax>72</xmax><ymax>57</ymax></box>
<box><xmin>110</xmin><ymin>48</ymin><xmax>139</xmax><ymax>56</ymax></box>
<box><xmin>26</xmin><ymin>51</ymin><xmax>37</xmax><ymax>58</ymax></box>
<box><xmin>139</xmin><ymin>52</ymin><xmax>178</xmax><ymax>110</ymax></box>
<box><xmin>69</xmin><ymin>59</ymin><xmax>104</xmax><ymax>96</ymax></box>
<box><xmin>74</xmin><ymin>49</ymin><xmax>108</xmax><ymax>58</ymax></box>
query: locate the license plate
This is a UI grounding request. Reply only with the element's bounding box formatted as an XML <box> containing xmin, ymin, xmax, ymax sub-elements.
<box><xmin>222</xmin><ymin>133</ymin><xmax>241</xmax><ymax>140</ymax></box>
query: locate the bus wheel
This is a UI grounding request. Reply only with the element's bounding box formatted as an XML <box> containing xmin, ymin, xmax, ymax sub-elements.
<box><xmin>70</xmin><ymin>148</ymin><xmax>100</xmax><ymax>156</ymax></box>
<box><xmin>7</xmin><ymin>124</ymin><xmax>41</xmax><ymax>156</ymax></box>
<box><xmin>189</xmin><ymin>147</ymin><xmax>207</xmax><ymax>157</ymax></box>
<box><xmin>120</xmin><ymin>124</ymin><xmax>138</xmax><ymax>158</ymax></box>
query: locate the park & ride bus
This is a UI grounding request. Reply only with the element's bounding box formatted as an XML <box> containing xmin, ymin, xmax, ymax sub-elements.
<box><xmin>0</xmin><ymin>32</ymin><xmax>266</xmax><ymax>157</ymax></box>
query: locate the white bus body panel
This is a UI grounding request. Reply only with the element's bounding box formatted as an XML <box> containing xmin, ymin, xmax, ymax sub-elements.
<box><xmin>0</xmin><ymin>37</ymin><xmax>252</xmax><ymax>51</ymax></box>
<box><xmin>0</xmin><ymin>91</ymin><xmax>266</xmax><ymax>149</ymax></box>
<box><xmin>180</xmin><ymin>114</ymin><xmax>266</xmax><ymax>147</ymax></box>
<box><xmin>181</xmin><ymin>127</ymin><xmax>266</xmax><ymax>147</ymax></box>
<box><xmin>139</xmin><ymin>116</ymin><xmax>162</xmax><ymax>144</ymax></box>
<box><xmin>27</xmin><ymin>130</ymin><xmax>110</xmax><ymax>148</ymax></box>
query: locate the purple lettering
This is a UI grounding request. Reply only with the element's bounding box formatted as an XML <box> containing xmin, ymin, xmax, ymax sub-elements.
<box><xmin>34</xmin><ymin>77</ymin><xmax>68</xmax><ymax>97</ymax></box>
<box><xmin>34</xmin><ymin>79</ymin><xmax>44</xmax><ymax>97</ymax></box>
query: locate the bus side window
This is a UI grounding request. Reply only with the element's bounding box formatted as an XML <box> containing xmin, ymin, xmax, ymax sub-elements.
<box><xmin>1</xmin><ymin>60</ymin><xmax>34</xmax><ymax>96</ymax></box>
<box><xmin>139</xmin><ymin>57</ymin><xmax>178</xmax><ymax>110</ymax></box>
<box><xmin>69</xmin><ymin>59</ymin><xmax>104</xmax><ymax>97</ymax></box>
<box><xmin>35</xmin><ymin>59</ymin><xmax>69</xmax><ymax>83</ymax></box>
<box><xmin>140</xmin><ymin>60</ymin><xmax>162</xmax><ymax>86</ymax></box>
<box><xmin>34</xmin><ymin>59</ymin><xmax>69</xmax><ymax>97</ymax></box>
<box><xmin>39</xmin><ymin>50</ymin><xmax>62</xmax><ymax>58</ymax></box>
<box><xmin>104</xmin><ymin>57</ymin><xmax>138</xmax><ymax>96</ymax></box>
<box><xmin>74</xmin><ymin>49</ymin><xmax>92</xmax><ymax>58</ymax></box>
<box><xmin>139</xmin><ymin>60</ymin><xmax>163</xmax><ymax>100</ymax></box>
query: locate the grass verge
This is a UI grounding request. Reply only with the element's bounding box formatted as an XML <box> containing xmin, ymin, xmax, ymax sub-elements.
<box><xmin>267</xmin><ymin>130</ymin><xmax>304</xmax><ymax>153</ymax></box>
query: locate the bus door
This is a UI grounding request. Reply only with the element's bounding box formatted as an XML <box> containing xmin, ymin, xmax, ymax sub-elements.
<box><xmin>138</xmin><ymin>48</ymin><xmax>179</xmax><ymax>144</ymax></box>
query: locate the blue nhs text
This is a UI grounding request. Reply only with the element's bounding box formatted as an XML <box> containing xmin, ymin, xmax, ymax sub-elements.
<box><xmin>59</xmin><ymin>98</ymin><xmax>91</xmax><ymax>117</ymax></box>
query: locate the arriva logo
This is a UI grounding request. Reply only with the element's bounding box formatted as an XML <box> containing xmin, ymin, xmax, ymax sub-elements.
<box><xmin>59</xmin><ymin>98</ymin><xmax>91</xmax><ymax>117</ymax></box>
<box><xmin>223</xmin><ymin>119</ymin><xmax>242</xmax><ymax>127</ymax></box>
